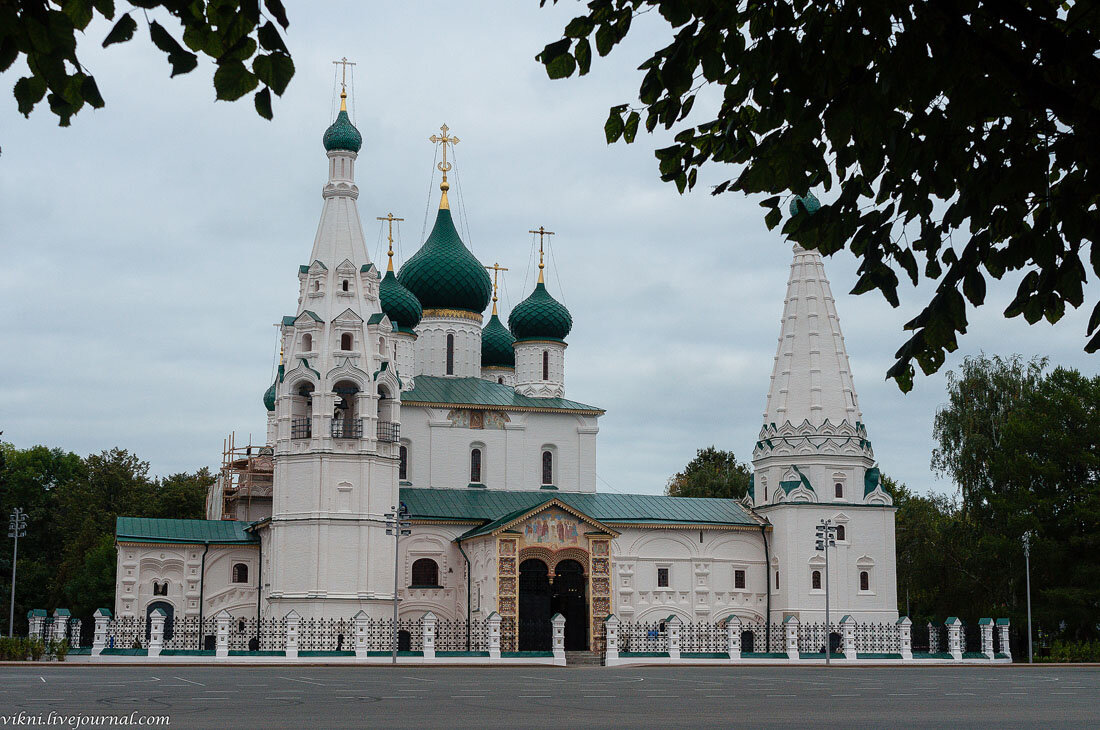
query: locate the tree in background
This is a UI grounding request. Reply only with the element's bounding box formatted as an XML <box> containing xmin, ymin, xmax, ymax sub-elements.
<box><xmin>665</xmin><ymin>446</ymin><xmax>751</xmax><ymax>500</ymax></box>
<box><xmin>538</xmin><ymin>1</ymin><xmax>1100</xmax><ymax>390</ymax></box>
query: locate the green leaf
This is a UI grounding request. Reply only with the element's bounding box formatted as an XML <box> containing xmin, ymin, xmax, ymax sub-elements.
<box><xmin>623</xmin><ymin>110</ymin><xmax>640</xmax><ymax>143</ymax></box>
<box><xmin>14</xmin><ymin>75</ymin><xmax>47</xmax><ymax>116</ymax></box>
<box><xmin>604</xmin><ymin>107</ymin><xmax>624</xmax><ymax>143</ymax></box>
<box><xmin>92</xmin><ymin>0</ymin><xmax>115</xmax><ymax>17</ymax></box>
<box><xmin>81</xmin><ymin>75</ymin><xmax>104</xmax><ymax>108</ymax></box>
<box><xmin>546</xmin><ymin>50</ymin><xmax>576</xmax><ymax>80</ymax></box>
<box><xmin>764</xmin><ymin>207</ymin><xmax>782</xmax><ymax>230</ymax></box>
<box><xmin>263</xmin><ymin>0</ymin><xmax>290</xmax><ymax>29</ymax></box>
<box><xmin>214</xmin><ymin>60</ymin><xmax>258</xmax><ymax>101</ymax></box>
<box><xmin>563</xmin><ymin>16</ymin><xmax>594</xmax><ymax>39</ymax></box>
<box><xmin>149</xmin><ymin>21</ymin><xmax>198</xmax><ymax>77</ymax></box>
<box><xmin>254</xmin><ymin>87</ymin><xmax>272</xmax><ymax>120</ymax></box>
<box><xmin>575</xmin><ymin>37</ymin><xmax>591</xmax><ymax>75</ymax></box>
<box><xmin>101</xmin><ymin>13</ymin><xmax>136</xmax><ymax>48</ymax></box>
<box><xmin>252</xmin><ymin>52</ymin><xmax>294</xmax><ymax>95</ymax></box>
<box><xmin>62</xmin><ymin>0</ymin><xmax>94</xmax><ymax>30</ymax></box>
<box><xmin>257</xmin><ymin>20</ymin><xmax>288</xmax><ymax>55</ymax></box>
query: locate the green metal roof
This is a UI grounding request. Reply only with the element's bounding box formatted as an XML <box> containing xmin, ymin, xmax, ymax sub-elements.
<box><xmin>789</xmin><ymin>191</ymin><xmax>821</xmax><ymax>217</ymax></box>
<box><xmin>509</xmin><ymin>282</ymin><xmax>572</xmax><ymax>343</ymax></box>
<box><xmin>864</xmin><ymin>466</ymin><xmax>881</xmax><ymax>497</ymax></box>
<box><xmin>481</xmin><ymin>313</ymin><xmax>515</xmax><ymax>368</ymax></box>
<box><xmin>115</xmin><ymin>517</ymin><xmax>258</xmax><ymax>545</ymax></box>
<box><xmin>402</xmin><ymin>376</ymin><xmax>603</xmax><ymax>414</ymax></box>
<box><xmin>380</xmin><ymin>268</ymin><xmax>423</xmax><ymax>333</ymax></box>
<box><xmin>397</xmin><ymin>208</ymin><xmax>492</xmax><ymax>314</ymax></box>
<box><xmin>323</xmin><ymin>109</ymin><xmax>363</xmax><ymax>153</ymax></box>
<box><xmin>400</xmin><ymin>488</ymin><xmax>760</xmax><ymax>530</ymax></box>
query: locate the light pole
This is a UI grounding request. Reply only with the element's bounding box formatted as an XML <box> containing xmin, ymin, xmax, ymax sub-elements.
<box><xmin>8</xmin><ymin>508</ymin><xmax>27</xmax><ymax>638</ymax></box>
<box><xmin>1023</xmin><ymin>530</ymin><xmax>1033</xmax><ymax>663</ymax></box>
<box><xmin>384</xmin><ymin>502</ymin><xmax>411</xmax><ymax>664</ymax></box>
<box><xmin>815</xmin><ymin>518</ymin><xmax>837</xmax><ymax>664</ymax></box>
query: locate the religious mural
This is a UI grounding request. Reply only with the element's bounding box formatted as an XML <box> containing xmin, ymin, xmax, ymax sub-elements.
<box><xmin>521</xmin><ymin>509</ymin><xmax>581</xmax><ymax>550</ymax></box>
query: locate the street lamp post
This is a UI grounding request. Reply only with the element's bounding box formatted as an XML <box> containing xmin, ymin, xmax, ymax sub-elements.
<box><xmin>384</xmin><ymin>503</ymin><xmax>411</xmax><ymax>664</ymax></box>
<box><xmin>1023</xmin><ymin>531</ymin><xmax>1033</xmax><ymax>664</ymax></box>
<box><xmin>8</xmin><ymin>508</ymin><xmax>27</xmax><ymax>638</ymax></box>
<box><xmin>815</xmin><ymin>518</ymin><xmax>837</xmax><ymax>664</ymax></box>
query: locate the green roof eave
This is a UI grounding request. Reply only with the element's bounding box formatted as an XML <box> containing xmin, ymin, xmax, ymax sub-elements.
<box><xmin>361</xmin><ymin>263</ymin><xmax>376</xmax><ymax>273</ymax></box>
<box><xmin>115</xmin><ymin>516</ymin><xmax>259</xmax><ymax>545</ymax></box>
<box><xmin>367</xmin><ymin>313</ymin><xmax>387</xmax><ymax>325</ymax></box>
<box><xmin>513</xmin><ymin>337</ymin><xmax>566</xmax><ymax>345</ymax></box>
<box><xmin>299</xmin><ymin>265</ymin><xmax>309</xmax><ymax>275</ymax></box>
<box><xmin>402</xmin><ymin>376</ymin><xmax>603</xmax><ymax>415</ymax></box>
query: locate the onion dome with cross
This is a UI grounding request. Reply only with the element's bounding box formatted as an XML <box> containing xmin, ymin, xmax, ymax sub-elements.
<box><xmin>508</xmin><ymin>227</ymin><xmax>572</xmax><ymax>343</ymax></box>
<box><xmin>377</xmin><ymin>213</ymin><xmax>423</xmax><ymax>333</ymax></box>
<box><xmin>481</xmin><ymin>263</ymin><xmax>515</xmax><ymax>367</ymax></box>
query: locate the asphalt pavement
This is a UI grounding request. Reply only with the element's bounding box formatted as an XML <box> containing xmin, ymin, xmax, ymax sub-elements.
<box><xmin>1</xmin><ymin>664</ymin><xmax>1097</xmax><ymax>729</ymax></box>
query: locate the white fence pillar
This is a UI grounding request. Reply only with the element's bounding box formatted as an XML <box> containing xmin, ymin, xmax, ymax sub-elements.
<box><xmin>51</xmin><ymin>609</ymin><xmax>70</xmax><ymax>647</ymax></box>
<box><xmin>840</xmin><ymin>615</ymin><xmax>857</xmax><ymax>660</ymax></box>
<box><xmin>666</xmin><ymin>615</ymin><xmax>682</xmax><ymax>661</ymax></box>
<box><xmin>422</xmin><ymin>611</ymin><xmax>437</xmax><ymax>661</ymax></box>
<box><xmin>604</xmin><ymin>615</ymin><xmax>620</xmax><ymax>665</ymax></box>
<box><xmin>91</xmin><ymin>608</ymin><xmax>111</xmax><ymax>656</ymax></box>
<box><xmin>897</xmin><ymin>616</ymin><xmax>913</xmax><ymax>660</ymax></box>
<box><xmin>784</xmin><ymin>616</ymin><xmax>799</xmax><ymax>661</ymax></box>
<box><xmin>26</xmin><ymin>610</ymin><xmax>46</xmax><ymax>640</ymax></box>
<box><xmin>148</xmin><ymin>609</ymin><xmax>165</xmax><ymax>658</ymax></box>
<box><xmin>487</xmin><ymin>612</ymin><xmax>502</xmax><ymax>662</ymax></box>
<box><xmin>979</xmin><ymin>618</ymin><xmax>994</xmax><ymax>660</ymax></box>
<box><xmin>214</xmin><ymin>610</ymin><xmax>231</xmax><ymax>658</ymax></box>
<box><xmin>725</xmin><ymin>615</ymin><xmax>742</xmax><ymax>661</ymax></box>
<box><xmin>551</xmin><ymin>613</ymin><xmax>567</xmax><ymax>665</ymax></box>
<box><xmin>352</xmin><ymin>610</ymin><xmax>368</xmax><ymax>658</ymax></box>
<box><xmin>997</xmin><ymin>619</ymin><xmax>1011</xmax><ymax>661</ymax></box>
<box><xmin>284</xmin><ymin>610</ymin><xmax>301</xmax><ymax>659</ymax></box>
<box><xmin>946</xmin><ymin>617</ymin><xmax>962</xmax><ymax>661</ymax></box>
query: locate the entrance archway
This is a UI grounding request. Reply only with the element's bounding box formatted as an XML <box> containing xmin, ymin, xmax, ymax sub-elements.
<box><xmin>145</xmin><ymin>601</ymin><xmax>174</xmax><ymax>643</ymax></box>
<box><xmin>518</xmin><ymin>558</ymin><xmax>551</xmax><ymax>650</ymax></box>
<box><xmin>552</xmin><ymin>559</ymin><xmax>588</xmax><ymax>650</ymax></box>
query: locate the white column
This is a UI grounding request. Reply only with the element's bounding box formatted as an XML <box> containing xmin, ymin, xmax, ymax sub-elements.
<box><xmin>148</xmin><ymin>609</ymin><xmax>165</xmax><ymax>658</ymax></box>
<box><xmin>92</xmin><ymin>609</ymin><xmax>111</xmax><ymax>657</ymax></box>
<box><xmin>946</xmin><ymin>617</ymin><xmax>962</xmax><ymax>661</ymax></box>
<box><xmin>551</xmin><ymin>613</ymin><xmax>567</xmax><ymax>665</ymax></box>
<box><xmin>897</xmin><ymin>616</ymin><xmax>913</xmax><ymax>660</ymax></box>
<box><xmin>784</xmin><ymin>616</ymin><xmax>799</xmax><ymax>661</ymax></box>
<box><xmin>285</xmin><ymin>610</ymin><xmax>301</xmax><ymax>659</ymax></box>
<box><xmin>726</xmin><ymin>615</ymin><xmax>742</xmax><ymax>661</ymax></box>
<box><xmin>214</xmin><ymin>610</ymin><xmax>231</xmax><ymax>658</ymax></box>
<box><xmin>487</xmin><ymin>612</ymin><xmax>501</xmax><ymax>662</ymax></box>
<box><xmin>604</xmin><ymin>615</ymin><xmax>620</xmax><ymax>666</ymax></box>
<box><xmin>841</xmin><ymin>615</ymin><xmax>856</xmax><ymax>660</ymax></box>
<box><xmin>51</xmin><ymin>610</ymin><xmax>70</xmax><ymax>646</ymax></box>
<box><xmin>27</xmin><ymin>611</ymin><xmax>45</xmax><ymax>640</ymax></box>
<box><xmin>980</xmin><ymin>618</ymin><xmax>994</xmax><ymax>660</ymax></box>
<box><xmin>997</xmin><ymin>619</ymin><xmax>1012</xmax><ymax>661</ymax></box>
<box><xmin>422</xmin><ymin>611</ymin><xmax>437</xmax><ymax>661</ymax></box>
<box><xmin>353</xmin><ymin>610</ymin><xmax>368</xmax><ymax>659</ymax></box>
<box><xmin>667</xmin><ymin>615</ymin><xmax>682</xmax><ymax>661</ymax></box>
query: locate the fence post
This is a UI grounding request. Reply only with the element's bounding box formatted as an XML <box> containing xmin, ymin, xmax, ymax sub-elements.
<box><xmin>51</xmin><ymin>609</ymin><xmax>70</xmax><ymax>648</ymax></box>
<box><xmin>996</xmin><ymin>618</ymin><xmax>1011</xmax><ymax>661</ymax></box>
<box><xmin>604</xmin><ymin>614</ymin><xmax>620</xmax><ymax>666</ymax></box>
<box><xmin>551</xmin><ymin>613</ymin><xmax>567</xmax><ymax>665</ymax></box>
<box><xmin>92</xmin><ymin>608</ymin><xmax>112</xmax><ymax>656</ymax></box>
<box><xmin>666</xmin><ymin>615</ymin><xmax>682</xmax><ymax>661</ymax></box>
<box><xmin>725</xmin><ymin>615</ymin><xmax>742</xmax><ymax>661</ymax></box>
<box><xmin>284</xmin><ymin>610</ymin><xmax>301</xmax><ymax>659</ymax></box>
<box><xmin>422</xmin><ymin>611</ymin><xmax>436</xmax><ymax>661</ymax></box>
<box><xmin>352</xmin><ymin>610</ymin><xmax>368</xmax><ymax>659</ymax></box>
<box><xmin>840</xmin><ymin>615</ymin><xmax>856</xmax><ymax>660</ymax></box>
<box><xmin>69</xmin><ymin>619</ymin><xmax>82</xmax><ymax>648</ymax></box>
<box><xmin>784</xmin><ymin>615</ymin><xmax>799</xmax><ymax>661</ymax></box>
<box><xmin>897</xmin><ymin>616</ymin><xmax>912</xmax><ymax>660</ymax></box>
<box><xmin>945</xmin><ymin>617</ymin><xmax>962</xmax><ymax>661</ymax></box>
<box><xmin>26</xmin><ymin>609</ymin><xmax>46</xmax><ymax>640</ymax></box>
<box><xmin>214</xmin><ymin>610</ymin><xmax>231</xmax><ymax>658</ymax></box>
<box><xmin>927</xmin><ymin>621</ymin><xmax>936</xmax><ymax>653</ymax></box>
<box><xmin>487</xmin><ymin>612</ymin><xmax>501</xmax><ymax>662</ymax></box>
<box><xmin>148</xmin><ymin>609</ymin><xmax>165</xmax><ymax>658</ymax></box>
<box><xmin>979</xmin><ymin>618</ymin><xmax>994</xmax><ymax>660</ymax></box>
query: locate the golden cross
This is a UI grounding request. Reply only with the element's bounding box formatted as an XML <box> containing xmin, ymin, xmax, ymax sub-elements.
<box><xmin>429</xmin><ymin>124</ymin><xmax>460</xmax><ymax>178</ymax></box>
<box><xmin>377</xmin><ymin>213</ymin><xmax>405</xmax><ymax>271</ymax></box>
<box><xmin>484</xmin><ymin>262</ymin><xmax>509</xmax><ymax>316</ymax></box>
<box><xmin>333</xmin><ymin>57</ymin><xmax>356</xmax><ymax>111</ymax></box>
<box><xmin>529</xmin><ymin>226</ymin><xmax>555</xmax><ymax>283</ymax></box>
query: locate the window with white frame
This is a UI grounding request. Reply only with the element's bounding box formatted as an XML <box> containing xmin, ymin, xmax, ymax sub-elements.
<box><xmin>734</xmin><ymin>569</ymin><xmax>746</xmax><ymax>590</ymax></box>
<box><xmin>656</xmin><ymin>566</ymin><xmax>670</xmax><ymax>588</ymax></box>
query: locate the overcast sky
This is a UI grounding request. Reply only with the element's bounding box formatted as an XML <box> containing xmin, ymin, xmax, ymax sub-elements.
<box><xmin>1</xmin><ymin>2</ymin><xmax>1096</xmax><ymax>497</ymax></box>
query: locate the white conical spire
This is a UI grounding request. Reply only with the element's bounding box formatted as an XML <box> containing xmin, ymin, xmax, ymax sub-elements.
<box><xmin>763</xmin><ymin>243</ymin><xmax>862</xmax><ymax>428</ymax></box>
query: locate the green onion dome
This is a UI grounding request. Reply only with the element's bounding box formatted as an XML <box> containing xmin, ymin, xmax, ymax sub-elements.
<box><xmin>789</xmin><ymin>191</ymin><xmax>821</xmax><ymax>217</ymax></box>
<box><xmin>397</xmin><ymin>208</ymin><xmax>492</xmax><ymax>314</ymax></box>
<box><xmin>379</xmin><ymin>268</ymin><xmax>423</xmax><ymax>333</ymax></box>
<box><xmin>482</xmin><ymin>313</ymin><xmax>516</xmax><ymax>367</ymax></box>
<box><xmin>323</xmin><ymin>108</ymin><xmax>362</xmax><ymax>153</ymax></box>
<box><xmin>508</xmin><ymin>282</ymin><xmax>572</xmax><ymax>343</ymax></box>
<box><xmin>263</xmin><ymin>364</ymin><xmax>283</xmax><ymax>412</ymax></box>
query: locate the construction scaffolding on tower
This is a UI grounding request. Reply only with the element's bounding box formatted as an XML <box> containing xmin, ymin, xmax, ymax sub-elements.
<box><xmin>206</xmin><ymin>432</ymin><xmax>274</xmax><ymax>523</ymax></box>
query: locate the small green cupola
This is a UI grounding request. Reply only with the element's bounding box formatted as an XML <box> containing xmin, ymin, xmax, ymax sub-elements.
<box><xmin>378</xmin><ymin>226</ymin><xmax>423</xmax><ymax>333</ymax></box>
<box><xmin>508</xmin><ymin>238</ymin><xmax>572</xmax><ymax>342</ymax></box>
<box><xmin>482</xmin><ymin>313</ymin><xmax>515</xmax><ymax>367</ymax></box>
<box><xmin>323</xmin><ymin>91</ymin><xmax>362</xmax><ymax>153</ymax></box>
<box><xmin>263</xmin><ymin>362</ymin><xmax>283</xmax><ymax>412</ymax></box>
<box><xmin>789</xmin><ymin>191</ymin><xmax>821</xmax><ymax>217</ymax></box>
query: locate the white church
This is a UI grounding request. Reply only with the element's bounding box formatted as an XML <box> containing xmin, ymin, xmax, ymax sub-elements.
<box><xmin>113</xmin><ymin>85</ymin><xmax>898</xmax><ymax>654</ymax></box>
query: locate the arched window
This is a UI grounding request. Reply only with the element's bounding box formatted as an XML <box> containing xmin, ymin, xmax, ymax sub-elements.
<box><xmin>470</xmin><ymin>448</ymin><xmax>482</xmax><ymax>483</ymax></box>
<box><xmin>302</xmin><ymin>333</ymin><xmax>313</xmax><ymax>352</ymax></box>
<box><xmin>497</xmin><ymin>377</ymin><xmax>503</xmax><ymax>384</ymax></box>
<box><xmin>342</xmin><ymin>279</ymin><xmax>349</xmax><ymax>292</ymax></box>
<box><xmin>541</xmin><ymin>450</ymin><xmax>553</xmax><ymax>485</ymax></box>
<box><xmin>836</xmin><ymin>524</ymin><xmax>846</xmax><ymax>541</ymax></box>
<box><xmin>811</xmin><ymin>570</ymin><xmax>822</xmax><ymax>590</ymax></box>
<box><xmin>152</xmin><ymin>581</ymin><xmax>167</xmax><ymax>596</ymax></box>
<box><xmin>341</xmin><ymin>333</ymin><xmax>353</xmax><ymax>351</ymax></box>
<box><xmin>774</xmin><ymin>571</ymin><xmax>780</xmax><ymax>590</ymax></box>
<box><xmin>411</xmin><ymin>558</ymin><xmax>439</xmax><ymax>587</ymax></box>
<box><xmin>378</xmin><ymin>337</ymin><xmax>386</xmax><ymax>359</ymax></box>
<box><xmin>232</xmin><ymin>563</ymin><xmax>248</xmax><ymax>584</ymax></box>
<box><xmin>860</xmin><ymin>571</ymin><xmax>870</xmax><ymax>591</ymax></box>
<box><xmin>399</xmin><ymin>445</ymin><xmax>408</xmax><ymax>481</ymax></box>
<box><xmin>542</xmin><ymin>350</ymin><xmax>549</xmax><ymax>380</ymax></box>
<box><xmin>835</xmin><ymin>482</ymin><xmax>844</xmax><ymax>498</ymax></box>
<box><xmin>446</xmin><ymin>334</ymin><xmax>455</xmax><ymax>375</ymax></box>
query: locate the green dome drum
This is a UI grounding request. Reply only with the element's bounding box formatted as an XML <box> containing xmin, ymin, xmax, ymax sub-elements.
<box><xmin>509</xmin><ymin>282</ymin><xmax>572</xmax><ymax>342</ymax></box>
<box><xmin>380</xmin><ymin>269</ymin><xmax>423</xmax><ymax>333</ymax></box>
<box><xmin>398</xmin><ymin>209</ymin><xmax>492</xmax><ymax>314</ymax></box>
<box><xmin>482</xmin><ymin>314</ymin><xmax>516</xmax><ymax>367</ymax></box>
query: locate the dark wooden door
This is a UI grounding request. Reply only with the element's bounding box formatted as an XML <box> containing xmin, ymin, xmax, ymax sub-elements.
<box><xmin>552</xmin><ymin>559</ymin><xmax>588</xmax><ymax>650</ymax></box>
<box><xmin>519</xmin><ymin>559</ymin><xmax>551</xmax><ymax>651</ymax></box>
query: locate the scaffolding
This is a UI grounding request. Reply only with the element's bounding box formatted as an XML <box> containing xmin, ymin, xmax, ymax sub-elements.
<box><xmin>214</xmin><ymin>432</ymin><xmax>274</xmax><ymax>522</ymax></box>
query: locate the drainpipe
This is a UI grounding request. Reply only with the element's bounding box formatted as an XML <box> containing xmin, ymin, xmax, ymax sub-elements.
<box><xmin>761</xmin><ymin>523</ymin><xmax>771</xmax><ymax>651</ymax></box>
<box><xmin>256</xmin><ymin>533</ymin><xmax>263</xmax><ymax>636</ymax></box>
<box><xmin>456</xmin><ymin>538</ymin><xmax>472</xmax><ymax>651</ymax></box>
<box><xmin>197</xmin><ymin>543</ymin><xmax>209</xmax><ymax>650</ymax></box>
